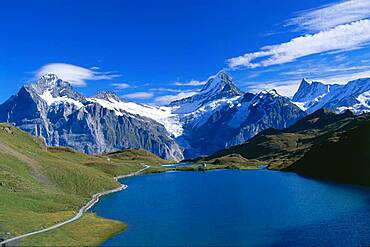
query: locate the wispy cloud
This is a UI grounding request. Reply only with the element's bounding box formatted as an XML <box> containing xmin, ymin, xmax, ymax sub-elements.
<box><xmin>226</xmin><ymin>0</ymin><xmax>370</xmax><ymax>97</ymax></box>
<box><xmin>112</xmin><ymin>83</ymin><xmax>130</xmax><ymax>89</ymax></box>
<box><xmin>228</xmin><ymin>20</ymin><xmax>370</xmax><ymax>69</ymax></box>
<box><xmin>280</xmin><ymin>64</ymin><xmax>370</xmax><ymax>76</ymax></box>
<box><xmin>228</xmin><ymin>0</ymin><xmax>370</xmax><ymax>69</ymax></box>
<box><xmin>286</xmin><ymin>0</ymin><xmax>370</xmax><ymax>32</ymax></box>
<box><xmin>173</xmin><ymin>80</ymin><xmax>206</xmax><ymax>86</ymax></box>
<box><xmin>37</xmin><ymin>63</ymin><xmax>120</xmax><ymax>87</ymax></box>
<box><xmin>311</xmin><ymin>70</ymin><xmax>370</xmax><ymax>84</ymax></box>
<box><xmin>123</xmin><ymin>92</ymin><xmax>154</xmax><ymax>99</ymax></box>
<box><xmin>154</xmin><ymin>92</ymin><xmax>196</xmax><ymax>105</ymax></box>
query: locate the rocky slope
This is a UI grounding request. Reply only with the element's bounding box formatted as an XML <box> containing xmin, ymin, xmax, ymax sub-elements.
<box><xmin>0</xmin><ymin>74</ymin><xmax>183</xmax><ymax>161</ymax></box>
<box><xmin>6</xmin><ymin>72</ymin><xmax>370</xmax><ymax>161</ymax></box>
<box><xmin>172</xmin><ymin>72</ymin><xmax>305</xmax><ymax>158</ymax></box>
<box><xmin>0</xmin><ymin>72</ymin><xmax>307</xmax><ymax>160</ymax></box>
<box><xmin>292</xmin><ymin>78</ymin><xmax>370</xmax><ymax>114</ymax></box>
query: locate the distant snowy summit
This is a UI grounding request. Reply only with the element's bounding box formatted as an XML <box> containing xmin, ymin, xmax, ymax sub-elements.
<box><xmin>292</xmin><ymin>78</ymin><xmax>370</xmax><ymax>114</ymax></box>
<box><xmin>0</xmin><ymin>71</ymin><xmax>369</xmax><ymax>160</ymax></box>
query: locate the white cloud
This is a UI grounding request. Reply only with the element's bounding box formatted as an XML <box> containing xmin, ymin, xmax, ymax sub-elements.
<box><xmin>311</xmin><ymin>70</ymin><xmax>370</xmax><ymax>84</ymax></box>
<box><xmin>36</xmin><ymin>63</ymin><xmax>120</xmax><ymax>87</ymax></box>
<box><xmin>123</xmin><ymin>92</ymin><xmax>154</xmax><ymax>99</ymax></box>
<box><xmin>173</xmin><ymin>80</ymin><xmax>206</xmax><ymax>86</ymax></box>
<box><xmin>228</xmin><ymin>20</ymin><xmax>370</xmax><ymax>69</ymax></box>
<box><xmin>154</xmin><ymin>92</ymin><xmax>196</xmax><ymax>105</ymax></box>
<box><xmin>280</xmin><ymin>64</ymin><xmax>370</xmax><ymax>76</ymax></box>
<box><xmin>286</xmin><ymin>0</ymin><xmax>370</xmax><ymax>32</ymax></box>
<box><xmin>112</xmin><ymin>83</ymin><xmax>130</xmax><ymax>89</ymax></box>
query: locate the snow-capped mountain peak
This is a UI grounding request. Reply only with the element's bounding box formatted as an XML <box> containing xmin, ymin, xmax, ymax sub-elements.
<box><xmin>35</xmin><ymin>73</ymin><xmax>71</xmax><ymax>91</ymax></box>
<box><xmin>200</xmin><ymin>70</ymin><xmax>242</xmax><ymax>96</ymax></box>
<box><xmin>169</xmin><ymin>71</ymin><xmax>243</xmax><ymax>114</ymax></box>
<box><xmin>0</xmin><ymin>74</ymin><xmax>184</xmax><ymax>161</ymax></box>
<box><xmin>292</xmin><ymin>78</ymin><xmax>329</xmax><ymax>102</ymax></box>
<box><xmin>291</xmin><ymin>77</ymin><xmax>370</xmax><ymax>114</ymax></box>
<box><xmin>27</xmin><ymin>74</ymin><xmax>85</xmax><ymax>109</ymax></box>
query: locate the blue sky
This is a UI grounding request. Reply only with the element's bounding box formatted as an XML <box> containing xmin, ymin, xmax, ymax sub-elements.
<box><xmin>1</xmin><ymin>0</ymin><xmax>370</xmax><ymax>104</ymax></box>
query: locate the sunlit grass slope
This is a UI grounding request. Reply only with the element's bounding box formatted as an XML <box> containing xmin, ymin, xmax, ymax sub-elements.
<box><xmin>0</xmin><ymin>123</ymin><xmax>168</xmax><ymax>246</ymax></box>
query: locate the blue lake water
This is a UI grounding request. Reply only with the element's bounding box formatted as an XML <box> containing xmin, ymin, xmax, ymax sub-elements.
<box><xmin>160</xmin><ymin>163</ymin><xmax>194</xmax><ymax>168</ymax></box>
<box><xmin>91</xmin><ymin>170</ymin><xmax>370</xmax><ymax>246</ymax></box>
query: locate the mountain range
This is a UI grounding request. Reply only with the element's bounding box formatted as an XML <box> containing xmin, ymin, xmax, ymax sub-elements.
<box><xmin>0</xmin><ymin>72</ymin><xmax>369</xmax><ymax>160</ymax></box>
<box><xmin>292</xmin><ymin>78</ymin><xmax>370</xmax><ymax>114</ymax></box>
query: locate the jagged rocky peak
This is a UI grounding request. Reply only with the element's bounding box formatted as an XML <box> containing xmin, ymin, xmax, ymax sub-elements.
<box><xmin>169</xmin><ymin>71</ymin><xmax>243</xmax><ymax>108</ymax></box>
<box><xmin>292</xmin><ymin>78</ymin><xmax>329</xmax><ymax>102</ymax></box>
<box><xmin>28</xmin><ymin>73</ymin><xmax>85</xmax><ymax>102</ymax></box>
<box><xmin>34</xmin><ymin>73</ymin><xmax>71</xmax><ymax>91</ymax></box>
<box><xmin>94</xmin><ymin>91</ymin><xmax>122</xmax><ymax>102</ymax></box>
<box><xmin>254</xmin><ymin>89</ymin><xmax>280</xmax><ymax>101</ymax></box>
<box><xmin>250</xmin><ymin>89</ymin><xmax>302</xmax><ymax>112</ymax></box>
<box><xmin>261</xmin><ymin>89</ymin><xmax>279</xmax><ymax>96</ymax></box>
<box><xmin>0</xmin><ymin>75</ymin><xmax>184</xmax><ymax>161</ymax></box>
<box><xmin>201</xmin><ymin>70</ymin><xmax>243</xmax><ymax>96</ymax></box>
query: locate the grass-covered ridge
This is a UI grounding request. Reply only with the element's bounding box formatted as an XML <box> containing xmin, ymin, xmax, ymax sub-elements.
<box><xmin>200</xmin><ymin>110</ymin><xmax>370</xmax><ymax>186</ymax></box>
<box><xmin>0</xmin><ymin>123</ymin><xmax>169</xmax><ymax>246</ymax></box>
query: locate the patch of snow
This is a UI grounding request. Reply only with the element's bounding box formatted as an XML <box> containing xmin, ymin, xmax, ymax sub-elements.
<box><xmin>40</xmin><ymin>90</ymin><xmax>84</xmax><ymax>109</ymax></box>
<box><xmin>291</xmin><ymin>101</ymin><xmax>307</xmax><ymax>111</ymax></box>
<box><xmin>88</xmin><ymin>97</ymin><xmax>184</xmax><ymax>137</ymax></box>
<box><xmin>356</xmin><ymin>90</ymin><xmax>370</xmax><ymax>108</ymax></box>
<box><xmin>87</xmin><ymin>98</ymin><xmax>124</xmax><ymax>116</ymax></box>
<box><xmin>337</xmin><ymin>106</ymin><xmax>355</xmax><ymax>113</ymax></box>
<box><xmin>351</xmin><ymin>90</ymin><xmax>370</xmax><ymax>114</ymax></box>
<box><xmin>186</xmin><ymin>96</ymin><xmax>241</xmax><ymax>128</ymax></box>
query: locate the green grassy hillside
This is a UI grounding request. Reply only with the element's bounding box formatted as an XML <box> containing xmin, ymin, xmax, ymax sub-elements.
<box><xmin>199</xmin><ymin>110</ymin><xmax>370</xmax><ymax>186</ymax></box>
<box><xmin>206</xmin><ymin>109</ymin><xmax>359</xmax><ymax>168</ymax></box>
<box><xmin>0</xmin><ymin>123</ymin><xmax>168</xmax><ymax>246</ymax></box>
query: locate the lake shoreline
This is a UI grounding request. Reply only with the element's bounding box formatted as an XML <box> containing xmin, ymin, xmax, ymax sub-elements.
<box><xmin>95</xmin><ymin>165</ymin><xmax>370</xmax><ymax>246</ymax></box>
<box><xmin>0</xmin><ymin>165</ymin><xmax>150</xmax><ymax>247</ymax></box>
<box><xmin>93</xmin><ymin>169</ymin><xmax>370</xmax><ymax>246</ymax></box>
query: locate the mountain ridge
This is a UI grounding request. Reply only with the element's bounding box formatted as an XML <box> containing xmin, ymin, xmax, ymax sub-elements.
<box><xmin>2</xmin><ymin>71</ymin><xmax>369</xmax><ymax>160</ymax></box>
<box><xmin>292</xmin><ymin>77</ymin><xmax>370</xmax><ymax>114</ymax></box>
<box><xmin>0</xmin><ymin>75</ymin><xmax>183</xmax><ymax>161</ymax></box>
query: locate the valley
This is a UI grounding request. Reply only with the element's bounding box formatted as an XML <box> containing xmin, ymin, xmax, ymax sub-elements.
<box><xmin>1</xmin><ymin>72</ymin><xmax>370</xmax><ymax>246</ymax></box>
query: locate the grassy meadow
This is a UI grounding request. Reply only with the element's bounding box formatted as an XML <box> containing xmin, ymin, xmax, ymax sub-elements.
<box><xmin>0</xmin><ymin>123</ymin><xmax>169</xmax><ymax>246</ymax></box>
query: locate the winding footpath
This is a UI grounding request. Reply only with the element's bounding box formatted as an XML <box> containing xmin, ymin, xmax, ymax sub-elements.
<box><xmin>0</xmin><ymin>165</ymin><xmax>150</xmax><ymax>246</ymax></box>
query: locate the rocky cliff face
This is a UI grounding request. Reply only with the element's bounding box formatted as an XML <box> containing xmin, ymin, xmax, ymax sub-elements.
<box><xmin>292</xmin><ymin>79</ymin><xmax>329</xmax><ymax>103</ymax></box>
<box><xmin>0</xmin><ymin>72</ymin><xmax>309</xmax><ymax>160</ymax></box>
<box><xmin>169</xmin><ymin>72</ymin><xmax>306</xmax><ymax>158</ymax></box>
<box><xmin>0</xmin><ymin>74</ymin><xmax>183</xmax><ymax>161</ymax></box>
<box><xmin>292</xmin><ymin>78</ymin><xmax>370</xmax><ymax>114</ymax></box>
